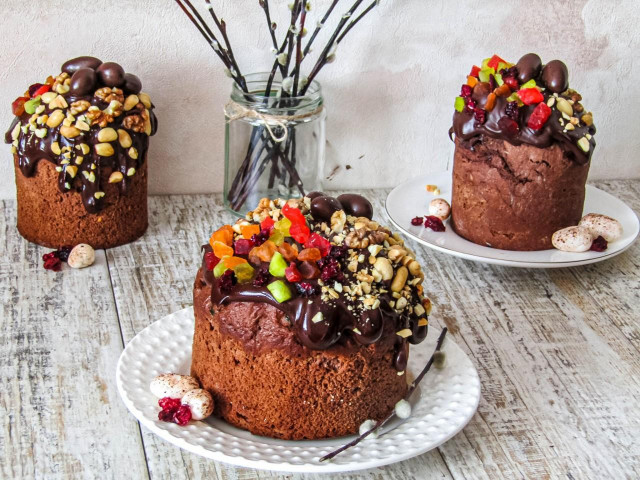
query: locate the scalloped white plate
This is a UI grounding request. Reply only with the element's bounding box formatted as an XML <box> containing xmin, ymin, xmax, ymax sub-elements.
<box><xmin>117</xmin><ymin>307</ymin><xmax>480</xmax><ymax>473</ymax></box>
<box><xmin>386</xmin><ymin>171</ymin><xmax>639</xmax><ymax>268</ymax></box>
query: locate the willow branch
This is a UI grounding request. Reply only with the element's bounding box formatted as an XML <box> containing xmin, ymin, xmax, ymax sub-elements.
<box><xmin>292</xmin><ymin>0</ymin><xmax>308</xmax><ymax>95</ymax></box>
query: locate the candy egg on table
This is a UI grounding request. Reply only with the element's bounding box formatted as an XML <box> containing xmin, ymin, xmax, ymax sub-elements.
<box><xmin>429</xmin><ymin>198</ymin><xmax>451</xmax><ymax>220</ymax></box>
<box><xmin>150</xmin><ymin>373</ymin><xmax>199</xmax><ymax>399</ymax></box>
<box><xmin>551</xmin><ymin>226</ymin><xmax>593</xmax><ymax>252</ymax></box>
<box><xmin>579</xmin><ymin>213</ymin><xmax>623</xmax><ymax>242</ymax></box>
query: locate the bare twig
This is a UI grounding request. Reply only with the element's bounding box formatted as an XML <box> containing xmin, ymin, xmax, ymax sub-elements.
<box><xmin>292</xmin><ymin>0</ymin><xmax>308</xmax><ymax>95</ymax></box>
<box><xmin>320</xmin><ymin>327</ymin><xmax>449</xmax><ymax>462</ymax></box>
<box><xmin>303</xmin><ymin>0</ymin><xmax>341</xmax><ymax>57</ymax></box>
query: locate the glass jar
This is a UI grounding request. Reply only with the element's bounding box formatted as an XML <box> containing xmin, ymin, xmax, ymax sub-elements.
<box><xmin>224</xmin><ymin>73</ymin><xmax>325</xmax><ymax>216</ymax></box>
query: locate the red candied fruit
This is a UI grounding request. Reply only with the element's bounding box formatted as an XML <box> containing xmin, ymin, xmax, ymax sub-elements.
<box><xmin>469</xmin><ymin>65</ymin><xmax>481</xmax><ymax>78</ymax></box>
<box><xmin>424</xmin><ymin>215</ymin><xmax>446</xmax><ymax>232</ymax></box>
<box><xmin>289</xmin><ymin>222</ymin><xmax>310</xmax><ymax>244</ymax></box>
<box><xmin>173</xmin><ymin>404</ymin><xmax>192</xmax><ymax>426</ymax></box>
<box><xmin>305</xmin><ymin>233</ymin><xmax>331</xmax><ymax>257</ymax></box>
<box><xmin>518</xmin><ymin>88</ymin><xmax>544</xmax><ymax>105</ymax></box>
<box><xmin>285</xmin><ymin>262</ymin><xmax>302</xmax><ymax>282</ymax></box>
<box><xmin>28</xmin><ymin>83</ymin><xmax>44</xmax><ymax>97</ymax></box>
<box><xmin>32</xmin><ymin>84</ymin><xmax>51</xmax><ymax>97</ymax></box>
<box><xmin>460</xmin><ymin>84</ymin><xmax>473</xmax><ymax>98</ymax></box>
<box><xmin>503</xmin><ymin>76</ymin><xmax>519</xmax><ymax>91</ymax></box>
<box><xmin>234</xmin><ymin>238</ymin><xmax>254</xmax><ymax>256</ymax></box>
<box><xmin>487</xmin><ymin>54</ymin><xmax>506</xmax><ymax>70</ymax></box>
<box><xmin>12</xmin><ymin>96</ymin><xmax>29</xmax><ymax>116</ymax></box>
<box><xmin>260</xmin><ymin>217</ymin><xmax>275</xmax><ymax>232</ymax></box>
<box><xmin>527</xmin><ymin>102</ymin><xmax>552</xmax><ymax>130</ymax></box>
<box><xmin>590</xmin><ymin>236</ymin><xmax>608</xmax><ymax>252</ymax></box>
<box><xmin>282</xmin><ymin>203</ymin><xmax>306</xmax><ymax>225</ymax></box>
<box><xmin>474</xmin><ymin>108</ymin><xmax>487</xmax><ymax>125</ymax></box>
<box><xmin>411</xmin><ymin>216</ymin><xmax>424</xmax><ymax>226</ymax></box>
<box><xmin>204</xmin><ymin>251</ymin><xmax>220</xmax><ymax>270</ymax></box>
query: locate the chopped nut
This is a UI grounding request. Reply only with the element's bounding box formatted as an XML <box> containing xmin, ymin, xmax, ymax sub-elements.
<box><xmin>117</xmin><ymin>129</ymin><xmax>132</xmax><ymax>148</ymax></box>
<box><xmin>10</xmin><ymin>123</ymin><xmax>21</xmax><ymax>141</ymax></box>
<box><xmin>414</xmin><ymin>304</ymin><xmax>426</xmax><ymax>316</ymax></box>
<box><xmin>55</xmin><ymin>83</ymin><xmax>70</xmax><ymax>94</ymax></box>
<box><xmin>556</xmin><ymin>97</ymin><xmax>573</xmax><ymax>116</ymax></box>
<box><xmin>70</xmin><ymin>100</ymin><xmax>90</xmax><ymax>115</ymax></box>
<box><xmin>49</xmin><ymin>94</ymin><xmax>68</xmax><ymax>110</ymax></box>
<box><xmin>581</xmin><ymin>112</ymin><xmax>593</xmax><ymax>126</ymax></box>
<box><xmin>127</xmin><ymin>167</ymin><xmax>136</xmax><ymax>176</ymax></box>
<box><xmin>41</xmin><ymin>92</ymin><xmax>58</xmax><ymax>104</ymax></box>
<box><xmin>391</xmin><ymin>266</ymin><xmax>408</xmax><ymax>292</ymax></box>
<box><xmin>418</xmin><ymin>318</ymin><xmax>428</xmax><ymax>327</ymax></box>
<box><xmin>34</xmin><ymin>128</ymin><xmax>47</xmax><ymax>139</ymax></box>
<box><xmin>330</xmin><ymin>209</ymin><xmax>346</xmax><ymax>233</ymax></box>
<box><xmin>109</xmin><ymin>171</ymin><xmax>124</xmax><ymax>183</ymax></box>
<box><xmin>66</xmin><ymin>165</ymin><xmax>78</xmax><ymax>178</ymax></box>
<box><xmin>123</xmin><ymin>94</ymin><xmax>140</xmax><ymax>111</ymax></box>
<box><xmin>104</xmin><ymin>100</ymin><xmax>123</xmax><ymax>117</ymax></box>
<box><xmin>46</xmin><ymin>110</ymin><xmax>65</xmax><ymax>128</ymax></box>
<box><xmin>60</xmin><ymin>125</ymin><xmax>81</xmax><ymax>139</ymax></box>
<box><xmin>94</xmin><ymin>191</ymin><xmax>105</xmax><ymax>199</ymax></box>
<box><xmin>373</xmin><ymin>257</ymin><xmax>393</xmax><ymax>281</ymax></box>
<box><xmin>128</xmin><ymin>147</ymin><xmax>138</xmax><ymax>160</ymax></box>
<box><xmin>51</xmin><ymin>141</ymin><xmax>61</xmax><ymax>155</ymax></box>
<box><xmin>94</xmin><ymin>87</ymin><xmax>124</xmax><ymax>104</ymax></box>
<box><xmin>122</xmin><ymin>114</ymin><xmax>145</xmax><ymax>133</ymax></box>
<box><xmin>75</xmin><ymin>119</ymin><xmax>91</xmax><ymax>132</ymax></box>
<box><xmin>426</xmin><ymin>184</ymin><xmax>438</xmax><ymax>193</ymax></box>
<box><xmin>95</xmin><ymin>143</ymin><xmax>115</xmax><ymax>156</ymax></box>
<box><xmin>98</xmin><ymin>127</ymin><xmax>118</xmax><ymax>142</ymax></box>
<box><xmin>395</xmin><ymin>297</ymin><xmax>408</xmax><ymax>311</ymax></box>
<box><xmin>396</xmin><ymin>328</ymin><xmax>412</xmax><ymax>338</ymax></box>
<box><xmin>312</xmin><ymin>312</ymin><xmax>323</xmax><ymax>323</ymax></box>
<box><xmin>138</xmin><ymin>92</ymin><xmax>152</xmax><ymax>109</ymax></box>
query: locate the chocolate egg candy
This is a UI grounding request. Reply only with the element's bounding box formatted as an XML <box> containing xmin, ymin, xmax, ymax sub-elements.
<box><xmin>123</xmin><ymin>73</ymin><xmax>142</xmax><ymax>94</ymax></box>
<box><xmin>541</xmin><ymin>60</ymin><xmax>569</xmax><ymax>93</ymax></box>
<box><xmin>306</xmin><ymin>191</ymin><xmax>325</xmax><ymax>200</ymax></box>
<box><xmin>96</xmin><ymin>62</ymin><xmax>125</xmax><ymax>87</ymax></box>
<box><xmin>515</xmin><ymin>53</ymin><xmax>542</xmax><ymax>84</ymax></box>
<box><xmin>472</xmin><ymin>82</ymin><xmax>492</xmax><ymax>107</ymax></box>
<box><xmin>337</xmin><ymin>194</ymin><xmax>373</xmax><ymax>219</ymax></box>
<box><xmin>62</xmin><ymin>56</ymin><xmax>103</xmax><ymax>74</ymax></box>
<box><xmin>311</xmin><ymin>195</ymin><xmax>342</xmax><ymax>221</ymax></box>
<box><xmin>69</xmin><ymin>68</ymin><xmax>97</xmax><ymax>96</ymax></box>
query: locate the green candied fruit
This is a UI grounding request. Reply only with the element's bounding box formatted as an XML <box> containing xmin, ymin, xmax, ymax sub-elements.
<box><xmin>267</xmin><ymin>280</ymin><xmax>292</xmax><ymax>303</ymax></box>
<box><xmin>234</xmin><ymin>262</ymin><xmax>255</xmax><ymax>283</ymax></box>
<box><xmin>494</xmin><ymin>73</ymin><xmax>504</xmax><ymax>86</ymax></box>
<box><xmin>520</xmin><ymin>79</ymin><xmax>537</xmax><ymax>89</ymax></box>
<box><xmin>268</xmin><ymin>251</ymin><xmax>288</xmax><ymax>277</ymax></box>
<box><xmin>454</xmin><ymin>96</ymin><xmax>465</xmax><ymax>113</ymax></box>
<box><xmin>507</xmin><ymin>92</ymin><xmax>520</xmax><ymax>103</ymax></box>
<box><xmin>497</xmin><ymin>61</ymin><xmax>508</xmax><ymax>73</ymax></box>
<box><xmin>481</xmin><ymin>57</ymin><xmax>491</xmax><ymax>69</ymax></box>
<box><xmin>274</xmin><ymin>217</ymin><xmax>292</xmax><ymax>236</ymax></box>
<box><xmin>478</xmin><ymin>68</ymin><xmax>493</xmax><ymax>83</ymax></box>
<box><xmin>269</xmin><ymin>230</ymin><xmax>285</xmax><ymax>246</ymax></box>
<box><xmin>214</xmin><ymin>259</ymin><xmax>229</xmax><ymax>278</ymax></box>
<box><xmin>24</xmin><ymin>97</ymin><xmax>41</xmax><ymax>114</ymax></box>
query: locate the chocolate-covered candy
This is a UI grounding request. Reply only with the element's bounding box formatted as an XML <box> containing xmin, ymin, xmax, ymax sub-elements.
<box><xmin>472</xmin><ymin>82</ymin><xmax>492</xmax><ymax>108</ymax></box>
<box><xmin>515</xmin><ymin>53</ymin><xmax>542</xmax><ymax>84</ymax></box>
<box><xmin>62</xmin><ymin>56</ymin><xmax>103</xmax><ymax>75</ymax></box>
<box><xmin>337</xmin><ymin>194</ymin><xmax>373</xmax><ymax>220</ymax></box>
<box><xmin>306</xmin><ymin>191</ymin><xmax>325</xmax><ymax>200</ymax></box>
<box><xmin>123</xmin><ymin>73</ymin><xmax>142</xmax><ymax>94</ymax></box>
<box><xmin>311</xmin><ymin>195</ymin><xmax>342</xmax><ymax>221</ymax></box>
<box><xmin>96</xmin><ymin>62</ymin><xmax>125</xmax><ymax>87</ymax></box>
<box><xmin>69</xmin><ymin>68</ymin><xmax>97</xmax><ymax>96</ymax></box>
<box><xmin>541</xmin><ymin>60</ymin><xmax>569</xmax><ymax>93</ymax></box>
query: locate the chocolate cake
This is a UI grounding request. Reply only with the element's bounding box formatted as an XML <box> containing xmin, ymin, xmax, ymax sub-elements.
<box><xmin>450</xmin><ymin>54</ymin><xmax>596</xmax><ymax>250</ymax></box>
<box><xmin>5</xmin><ymin>56</ymin><xmax>158</xmax><ymax>248</ymax></box>
<box><xmin>191</xmin><ymin>193</ymin><xmax>432</xmax><ymax>440</ymax></box>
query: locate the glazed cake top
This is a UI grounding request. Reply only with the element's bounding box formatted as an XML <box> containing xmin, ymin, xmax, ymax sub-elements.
<box><xmin>5</xmin><ymin>56</ymin><xmax>157</xmax><ymax>213</ymax></box>
<box><xmin>200</xmin><ymin>193</ymin><xmax>431</xmax><ymax>372</ymax></box>
<box><xmin>451</xmin><ymin>53</ymin><xmax>596</xmax><ymax>164</ymax></box>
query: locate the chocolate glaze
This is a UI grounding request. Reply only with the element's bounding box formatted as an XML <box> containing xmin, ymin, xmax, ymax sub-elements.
<box><xmin>5</xmin><ymin>57</ymin><xmax>157</xmax><ymax>213</ymax></box>
<box><xmin>451</xmin><ymin>55</ymin><xmax>596</xmax><ymax>165</ymax></box>
<box><xmin>199</xmin><ymin>207</ymin><xmax>428</xmax><ymax>371</ymax></box>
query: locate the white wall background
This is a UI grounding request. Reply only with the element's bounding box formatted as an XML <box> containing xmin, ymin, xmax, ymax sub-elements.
<box><xmin>1</xmin><ymin>0</ymin><xmax>639</xmax><ymax>199</ymax></box>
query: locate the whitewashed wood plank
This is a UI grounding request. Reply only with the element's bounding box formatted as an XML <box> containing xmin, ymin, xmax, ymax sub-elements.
<box><xmin>106</xmin><ymin>193</ymin><xmax>454</xmax><ymax>480</ymax></box>
<box><xmin>0</xmin><ymin>200</ymin><xmax>149</xmax><ymax>480</ymax></box>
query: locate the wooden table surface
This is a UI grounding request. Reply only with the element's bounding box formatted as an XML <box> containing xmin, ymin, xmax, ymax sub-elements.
<box><xmin>1</xmin><ymin>180</ymin><xmax>639</xmax><ymax>480</ymax></box>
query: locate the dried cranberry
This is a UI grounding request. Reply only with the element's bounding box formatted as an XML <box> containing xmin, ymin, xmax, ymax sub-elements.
<box><xmin>505</xmin><ymin>101</ymin><xmax>519</xmax><ymax>120</ymax></box>
<box><xmin>204</xmin><ymin>252</ymin><xmax>220</xmax><ymax>270</ymax></box>
<box><xmin>411</xmin><ymin>216</ymin><xmax>424</xmax><ymax>226</ymax></box>
<box><xmin>328</xmin><ymin>245</ymin><xmax>348</xmax><ymax>259</ymax></box>
<box><xmin>320</xmin><ymin>257</ymin><xmax>342</xmax><ymax>282</ymax></box>
<box><xmin>465</xmin><ymin>99</ymin><xmax>476</xmax><ymax>113</ymax></box>
<box><xmin>252</xmin><ymin>267</ymin><xmax>271</xmax><ymax>287</ymax></box>
<box><xmin>498</xmin><ymin>116</ymin><xmax>520</xmax><ymax>137</ymax></box>
<box><xmin>590</xmin><ymin>236</ymin><xmax>608</xmax><ymax>252</ymax></box>
<box><xmin>234</xmin><ymin>238</ymin><xmax>254</xmax><ymax>256</ymax></box>
<box><xmin>474</xmin><ymin>108</ymin><xmax>487</xmax><ymax>125</ymax></box>
<box><xmin>57</xmin><ymin>246</ymin><xmax>73</xmax><ymax>262</ymax></box>
<box><xmin>500</xmin><ymin>66</ymin><xmax>518</xmax><ymax>78</ymax></box>
<box><xmin>503</xmin><ymin>76</ymin><xmax>519</xmax><ymax>91</ymax></box>
<box><xmin>285</xmin><ymin>262</ymin><xmax>302</xmax><ymax>283</ymax></box>
<box><xmin>158</xmin><ymin>408</ymin><xmax>175</xmax><ymax>422</ymax></box>
<box><xmin>251</xmin><ymin>229</ymin><xmax>270</xmax><ymax>247</ymax></box>
<box><xmin>424</xmin><ymin>216</ymin><xmax>446</xmax><ymax>232</ymax></box>
<box><xmin>173</xmin><ymin>404</ymin><xmax>192</xmax><ymax>426</ymax></box>
<box><xmin>305</xmin><ymin>233</ymin><xmax>331</xmax><ymax>257</ymax></box>
<box><xmin>527</xmin><ymin>102</ymin><xmax>552</xmax><ymax>130</ymax></box>
<box><xmin>296</xmin><ymin>282</ymin><xmax>319</xmax><ymax>297</ymax></box>
<box><xmin>460</xmin><ymin>84</ymin><xmax>472</xmax><ymax>98</ymax></box>
<box><xmin>158</xmin><ymin>397</ymin><xmax>182</xmax><ymax>411</ymax></box>
<box><xmin>489</xmin><ymin>74</ymin><xmax>497</xmax><ymax>91</ymax></box>
<box><xmin>43</xmin><ymin>251</ymin><xmax>62</xmax><ymax>271</ymax></box>
<box><xmin>219</xmin><ymin>270</ymin><xmax>237</xmax><ymax>292</ymax></box>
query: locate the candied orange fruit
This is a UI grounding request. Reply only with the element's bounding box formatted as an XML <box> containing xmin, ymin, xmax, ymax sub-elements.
<box><xmin>241</xmin><ymin>224</ymin><xmax>260</xmax><ymax>239</ymax></box>
<box><xmin>212</xmin><ymin>241</ymin><xmax>234</xmax><ymax>258</ymax></box>
<box><xmin>210</xmin><ymin>225</ymin><xmax>234</xmax><ymax>247</ymax></box>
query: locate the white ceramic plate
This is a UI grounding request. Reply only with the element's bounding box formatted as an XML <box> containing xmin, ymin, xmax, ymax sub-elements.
<box><xmin>385</xmin><ymin>171</ymin><xmax>639</xmax><ymax>268</ymax></box>
<box><xmin>117</xmin><ymin>307</ymin><xmax>481</xmax><ymax>473</ymax></box>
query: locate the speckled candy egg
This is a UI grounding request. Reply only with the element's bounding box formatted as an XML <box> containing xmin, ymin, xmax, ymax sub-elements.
<box><xmin>551</xmin><ymin>226</ymin><xmax>593</xmax><ymax>252</ymax></box>
<box><xmin>429</xmin><ymin>198</ymin><xmax>451</xmax><ymax>220</ymax></box>
<box><xmin>150</xmin><ymin>374</ymin><xmax>200</xmax><ymax>399</ymax></box>
<box><xmin>181</xmin><ymin>389</ymin><xmax>214</xmax><ymax>420</ymax></box>
<box><xmin>579</xmin><ymin>213</ymin><xmax>623</xmax><ymax>242</ymax></box>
